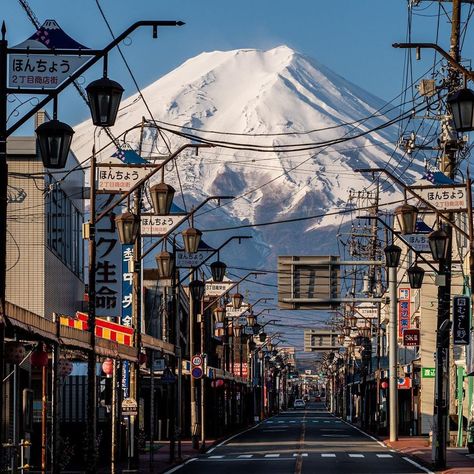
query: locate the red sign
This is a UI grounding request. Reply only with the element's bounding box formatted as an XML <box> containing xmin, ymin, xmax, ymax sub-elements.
<box><xmin>232</xmin><ymin>363</ymin><xmax>248</xmax><ymax>378</ymax></box>
<box><xmin>403</xmin><ymin>329</ymin><xmax>420</xmax><ymax>347</ymax></box>
<box><xmin>397</xmin><ymin>377</ymin><xmax>412</xmax><ymax>390</ymax></box>
<box><xmin>398</xmin><ymin>288</ymin><xmax>411</xmax><ymax>340</ymax></box>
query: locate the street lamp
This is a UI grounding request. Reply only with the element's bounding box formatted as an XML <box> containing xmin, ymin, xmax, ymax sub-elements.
<box><xmin>210</xmin><ymin>260</ymin><xmax>226</xmax><ymax>282</ymax></box>
<box><xmin>447</xmin><ymin>87</ymin><xmax>474</xmax><ymax>132</ymax></box>
<box><xmin>394</xmin><ymin>203</ymin><xmax>418</xmax><ymax>234</ymax></box>
<box><xmin>189</xmin><ymin>280</ymin><xmax>205</xmax><ymax>301</ymax></box>
<box><xmin>428</xmin><ymin>228</ymin><xmax>449</xmax><ymax>261</ymax></box>
<box><xmin>213</xmin><ymin>306</ymin><xmax>226</xmax><ymax>323</ymax></box>
<box><xmin>86</xmin><ymin>76</ymin><xmax>124</xmax><ymax>127</ymax></box>
<box><xmin>182</xmin><ymin>227</ymin><xmax>202</xmax><ymax>253</ymax></box>
<box><xmin>231</xmin><ymin>292</ymin><xmax>244</xmax><ymax>310</ymax></box>
<box><xmin>35</xmin><ymin>119</ymin><xmax>75</xmax><ymax>169</ymax></box>
<box><xmin>115</xmin><ymin>211</ymin><xmax>140</xmax><ymax>245</ymax></box>
<box><xmin>149</xmin><ymin>181</ymin><xmax>176</xmax><ymax>215</ymax></box>
<box><xmin>259</xmin><ymin>331</ymin><xmax>267</xmax><ymax>343</ymax></box>
<box><xmin>246</xmin><ymin>312</ymin><xmax>256</xmax><ymax>327</ymax></box>
<box><xmin>384</xmin><ymin>244</ymin><xmax>402</xmax><ymax>268</ymax></box>
<box><xmin>348</xmin><ymin>315</ymin><xmax>358</xmax><ymax>328</ymax></box>
<box><xmin>233</xmin><ymin>325</ymin><xmax>242</xmax><ymax>338</ymax></box>
<box><xmin>155</xmin><ymin>251</ymin><xmax>174</xmax><ymax>279</ymax></box>
<box><xmin>407</xmin><ymin>264</ymin><xmax>425</xmax><ymax>289</ymax></box>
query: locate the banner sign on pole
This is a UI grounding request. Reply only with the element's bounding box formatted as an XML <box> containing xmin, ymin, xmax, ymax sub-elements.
<box><xmin>205</xmin><ymin>280</ymin><xmax>234</xmax><ymax>297</ymax></box>
<box><xmin>409</xmin><ymin>185</ymin><xmax>467</xmax><ymax>211</ymax></box>
<box><xmin>8</xmin><ymin>20</ymin><xmax>93</xmax><ymax>89</ymax></box>
<box><xmin>355</xmin><ymin>303</ymin><xmax>378</xmax><ymax>319</ymax></box>
<box><xmin>398</xmin><ymin>288</ymin><xmax>411</xmax><ymax>340</ymax></box>
<box><xmin>97</xmin><ymin>165</ymin><xmax>152</xmax><ymax>193</ymax></box>
<box><xmin>140</xmin><ymin>214</ymin><xmax>186</xmax><ymax>236</ymax></box>
<box><xmin>453</xmin><ymin>295</ymin><xmax>470</xmax><ymax>345</ymax></box>
<box><xmin>225</xmin><ymin>303</ymin><xmax>250</xmax><ymax>318</ymax></box>
<box><xmin>176</xmin><ymin>250</ymin><xmax>214</xmax><ymax>268</ymax></box>
<box><xmin>401</xmin><ymin>233</ymin><xmax>431</xmax><ymax>253</ymax></box>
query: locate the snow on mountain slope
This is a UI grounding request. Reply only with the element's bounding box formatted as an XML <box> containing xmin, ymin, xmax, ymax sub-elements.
<box><xmin>72</xmin><ymin>46</ymin><xmax>421</xmax><ymax>351</ymax></box>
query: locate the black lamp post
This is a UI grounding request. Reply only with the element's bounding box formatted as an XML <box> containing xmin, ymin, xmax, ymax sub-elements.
<box><xmin>447</xmin><ymin>88</ymin><xmax>474</xmax><ymax>132</ymax></box>
<box><xmin>86</xmin><ymin>76</ymin><xmax>124</xmax><ymax>127</ymax></box>
<box><xmin>394</xmin><ymin>203</ymin><xmax>418</xmax><ymax>234</ymax></box>
<box><xmin>428</xmin><ymin>228</ymin><xmax>449</xmax><ymax>261</ymax></box>
<box><xmin>407</xmin><ymin>264</ymin><xmax>425</xmax><ymax>289</ymax></box>
<box><xmin>115</xmin><ymin>211</ymin><xmax>140</xmax><ymax>245</ymax></box>
<box><xmin>189</xmin><ymin>280</ymin><xmax>205</xmax><ymax>301</ymax></box>
<box><xmin>210</xmin><ymin>260</ymin><xmax>226</xmax><ymax>282</ymax></box>
<box><xmin>384</xmin><ymin>244</ymin><xmax>402</xmax><ymax>268</ymax></box>
<box><xmin>155</xmin><ymin>251</ymin><xmax>174</xmax><ymax>279</ymax></box>
<box><xmin>231</xmin><ymin>292</ymin><xmax>244</xmax><ymax>310</ymax></box>
<box><xmin>182</xmin><ymin>227</ymin><xmax>202</xmax><ymax>253</ymax></box>
<box><xmin>150</xmin><ymin>181</ymin><xmax>176</xmax><ymax>215</ymax></box>
<box><xmin>35</xmin><ymin>119</ymin><xmax>75</xmax><ymax>169</ymax></box>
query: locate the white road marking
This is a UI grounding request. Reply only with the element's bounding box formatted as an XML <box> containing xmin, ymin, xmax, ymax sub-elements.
<box><xmin>209</xmin><ymin>456</ymin><xmax>224</xmax><ymax>459</ymax></box>
<box><xmin>265</xmin><ymin>454</ymin><xmax>280</xmax><ymax>458</ymax></box>
<box><xmin>322</xmin><ymin>434</ymin><xmax>350</xmax><ymax>437</ymax></box>
<box><xmin>321</xmin><ymin>453</ymin><xmax>336</xmax><ymax>457</ymax></box>
<box><xmin>163</xmin><ymin>457</ymin><xmax>197</xmax><ymax>473</ymax></box>
<box><xmin>339</xmin><ymin>418</ymin><xmax>387</xmax><ymax>448</ymax></box>
<box><xmin>376</xmin><ymin>454</ymin><xmax>393</xmax><ymax>458</ymax></box>
<box><xmin>349</xmin><ymin>454</ymin><xmax>365</xmax><ymax>458</ymax></box>
<box><xmin>290</xmin><ymin>420</ymin><xmax>296</xmax><ymax>423</ymax></box>
<box><xmin>237</xmin><ymin>455</ymin><xmax>253</xmax><ymax>458</ymax></box>
<box><xmin>402</xmin><ymin>456</ymin><xmax>435</xmax><ymax>474</ymax></box>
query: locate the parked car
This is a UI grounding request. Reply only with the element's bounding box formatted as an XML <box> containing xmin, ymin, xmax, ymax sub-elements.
<box><xmin>293</xmin><ymin>399</ymin><xmax>306</xmax><ymax>409</ymax></box>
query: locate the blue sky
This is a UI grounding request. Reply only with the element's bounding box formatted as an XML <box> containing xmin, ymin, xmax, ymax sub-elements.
<box><xmin>5</xmin><ymin>0</ymin><xmax>470</xmax><ymax>127</ymax></box>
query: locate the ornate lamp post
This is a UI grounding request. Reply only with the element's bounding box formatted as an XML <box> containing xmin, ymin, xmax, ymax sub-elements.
<box><xmin>86</xmin><ymin>76</ymin><xmax>124</xmax><ymax>127</ymax></box>
<box><xmin>182</xmin><ymin>227</ymin><xmax>202</xmax><ymax>253</ymax></box>
<box><xmin>155</xmin><ymin>250</ymin><xmax>174</xmax><ymax>279</ymax></box>
<box><xmin>36</xmin><ymin>119</ymin><xmax>75</xmax><ymax>169</ymax></box>
<box><xmin>150</xmin><ymin>181</ymin><xmax>176</xmax><ymax>215</ymax></box>
<box><xmin>447</xmin><ymin>87</ymin><xmax>474</xmax><ymax>132</ymax></box>
<box><xmin>210</xmin><ymin>260</ymin><xmax>226</xmax><ymax>282</ymax></box>
<box><xmin>115</xmin><ymin>212</ymin><xmax>140</xmax><ymax>245</ymax></box>
<box><xmin>231</xmin><ymin>292</ymin><xmax>244</xmax><ymax>310</ymax></box>
<box><xmin>407</xmin><ymin>264</ymin><xmax>425</xmax><ymax>289</ymax></box>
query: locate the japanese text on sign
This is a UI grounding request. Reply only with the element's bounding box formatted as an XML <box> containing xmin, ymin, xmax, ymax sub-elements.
<box><xmin>175</xmin><ymin>250</ymin><xmax>214</xmax><ymax>268</ymax></box>
<box><xmin>9</xmin><ymin>54</ymin><xmax>91</xmax><ymax>89</ymax></box>
<box><xmin>97</xmin><ymin>166</ymin><xmax>151</xmax><ymax>193</ymax></box>
<box><xmin>398</xmin><ymin>287</ymin><xmax>411</xmax><ymax>340</ymax></box>
<box><xmin>205</xmin><ymin>281</ymin><xmax>234</xmax><ymax>297</ymax></box>
<box><xmin>453</xmin><ymin>296</ymin><xmax>470</xmax><ymax>345</ymax></box>
<box><xmin>140</xmin><ymin>215</ymin><xmax>185</xmax><ymax>236</ymax></box>
<box><xmin>410</xmin><ymin>185</ymin><xmax>467</xmax><ymax>211</ymax></box>
<box><xmin>403</xmin><ymin>329</ymin><xmax>420</xmax><ymax>347</ymax></box>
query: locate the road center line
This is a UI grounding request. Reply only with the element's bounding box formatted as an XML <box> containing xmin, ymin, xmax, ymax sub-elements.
<box><xmin>294</xmin><ymin>410</ymin><xmax>306</xmax><ymax>474</ymax></box>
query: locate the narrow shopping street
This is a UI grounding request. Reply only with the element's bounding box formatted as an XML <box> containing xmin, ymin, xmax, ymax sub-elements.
<box><xmin>171</xmin><ymin>403</ymin><xmax>427</xmax><ymax>474</ymax></box>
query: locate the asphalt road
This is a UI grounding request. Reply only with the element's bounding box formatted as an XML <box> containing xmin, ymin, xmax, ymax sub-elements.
<box><xmin>167</xmin><ymin>402</ymin><xmax>432</xmax><ymax>474</ymax></box>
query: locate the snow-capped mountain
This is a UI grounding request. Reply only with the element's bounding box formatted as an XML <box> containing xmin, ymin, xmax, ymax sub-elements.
<box><xmin>72</xmin><ymin>45</ymin><xmax>420</xmax><ymax>354</ymax></box>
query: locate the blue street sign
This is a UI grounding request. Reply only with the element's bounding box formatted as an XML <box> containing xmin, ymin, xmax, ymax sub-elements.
<box><xmin>191</xmin><ymin>367</ymin><xmax>203</xmax><ymax>379</ymax></box>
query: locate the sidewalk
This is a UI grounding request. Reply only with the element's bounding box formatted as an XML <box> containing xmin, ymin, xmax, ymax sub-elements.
<box><xmin>136</xmin><ymin>440</ymin><xmax>210</xmax><ymax>473</ymax></box>
<box><xmin>383</xmin><ymin>436</ymin><xmax>474</xmax><ymax>474</ymax></box>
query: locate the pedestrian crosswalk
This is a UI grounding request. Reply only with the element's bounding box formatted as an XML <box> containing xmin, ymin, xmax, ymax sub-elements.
<box><xmin>204</xmin><ymin>453</ymin><xmax>394</xmax><ymax>460</ymax></box>
<box><xmin>265</xmin><ymin>420</ymin><xmax>342</xmax><ymax>424</ymax></box>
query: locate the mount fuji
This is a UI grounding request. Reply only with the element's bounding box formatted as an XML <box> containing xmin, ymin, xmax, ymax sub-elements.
<box><xmin>72</xmin><ymin>45</ymin><xmax>421</xmax><ymax>355</ymax></box>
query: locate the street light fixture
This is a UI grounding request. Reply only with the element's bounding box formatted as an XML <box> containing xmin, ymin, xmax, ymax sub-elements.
<box><xmin>447</xmin><ymin>87</ymin><xmax>474</xmax><ymax>132</ymax></box>
<box><xmin>407</xmin><ymin>264</ymin><xmax>425</xmax><ymax>289</ymax></box>
<box><xmin>182</xmin><ymin>227</ymin><xmax>202</xmax><ymax>253</ymax></box>
<box><xmin>259</xmin><ymin>331</ymin><xmax>267</xmax><ymax>343</ymax></box>
<box><xmin>348</xmin><ymin>315</ymin><xmax>358</xmax><ymax>328</ymax></box>
<box><xmin>189</xmin><ymin>280</ymin><xmax>205</xmax><ymax>301</ymax></box>
<box><xmin>384</xmin><ymin>244</ymin><xmax>402</xmax><ymax>268</ymax></box>
<box><xmin>246</xmin><ymin>312</ymin><xmax>256</xmax><ymax>327</ymax></box>
<box><xmin>213</xmin><ymin>306</ymin><xmax>226</xmax><ymax>323</ymax></box>
<box><xmin>210</xmin><ymin>260</ymin><xmax>226</xmax><ymax>282</ymax></box>
<box><xmin>35</xmin><ymin>119</ymin><xmax>75</xmax><ymax>169</ymax></box>
<box><xmin>149</xmin><ymin>181</ymin><xmax>176</xmax><ymax>215</ymax></box>
<box><xmin>115</xmin><ymin>211</ymin><xmax>140</xmax><ymax>245</ymax></box>
<box><xmin>155</xmin><ymin>251</ymin><xmax>174</xmax><ymax>279</ymax></box>
<box><xmin>86</xmin><ymin>76</ymin><xmax>124</xmax><ymax>127</ymax></box>
<box><xmin>231</xmin><ymin>292</ymin><xmax>244</xmax><ymax>310</ymax></box>
<box><xmin>394</xmin><ymin>203</ymin><xmax>418</xmax><ymax>234</ymax></box>
<box><xmin>233</xmin><ymin>325</ymin><xmax>242</xmax><ymax>338</ymax></box>
<box><xmin>428</xmin><ymin>228</ymin><xmax>449</xmax><ymax>261</ymax></box>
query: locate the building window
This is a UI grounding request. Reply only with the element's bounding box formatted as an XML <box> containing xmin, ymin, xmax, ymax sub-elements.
<box><xmin>45</xmin><ymin>177</ymin><xmax>83</xmax><ymax>279</ymax></box>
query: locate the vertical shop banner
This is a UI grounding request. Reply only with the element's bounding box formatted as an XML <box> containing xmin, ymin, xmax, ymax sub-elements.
<box><xmin>121</xmin><ymin>244</ymin><xmax>134</xmax><ymax>397</ymax></box>
<box><xmin>398</xmin><ymin>287</ymin><xmax>411</xmax><ymax>340</ymax></box>
<box><xmin>95</xmin><ymin>195</ymin><xmax>122</xmax><ymax>318</ymax></box>
<box><xmin>453</xmin><ymin>296</ymin><xmax>470</xmax><ymax>345</ymax></box>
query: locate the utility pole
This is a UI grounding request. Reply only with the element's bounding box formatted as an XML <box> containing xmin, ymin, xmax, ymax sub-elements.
<box><xmin>433</xmin><ymin>0</ymin><xmax>460</xmax><ymax>468</ymax></box>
